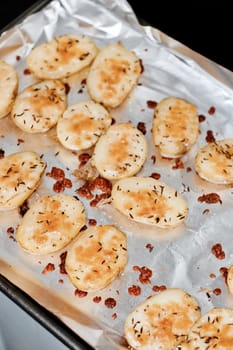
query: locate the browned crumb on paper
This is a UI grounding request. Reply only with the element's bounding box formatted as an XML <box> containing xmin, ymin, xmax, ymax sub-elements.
<box><xmin>93</xmin><ymin>296</ymin><xmax>102</xmax><ymax>303</ymax></box>
<box><xmin>46</xmin><ymin>166</ymin><xmax>72</xmax><ymax>193</ymax></box>
<box><xmin>198</xmin><ymin>114</ymin><xmax>206</xmax><ymax>122</ymax></box>
<box><xmin>104</xmin><ymin>297</ymin><xmax>116</xmax><ymax>308</ymax></box>
<box><xmin>152</xmin><ymin>285</ymin><xmax>167</xmax><ymax>292</ymax></box>
<box><xmin>150</xmin><ymin>155</ymin><xmax>156</xmax><ymax>164</ymax></box>
<box><xmin>18</xmin><ymin>200</ymin><xmax>29</xmax><ymax>217</ymax></box>
<box><xmin>211</xmin><ymin>243</ymin><xmax>225</xmax><ymax>260</ymax></box>
<box><xmin>133</xmin><ymin>265</ymin><xmax>153</xmax><ymax>284</ymax></box>
<box><xmin>74</xmin><ymin>289</ymin><xmax>88</xmax><ymax>297</ymax></box>
<box><xmin>172</xmin><ymin>158</ymin><xmax>184</xmax><ymax>170</ymax></box>
<box><xmin>59</xmin><ymin>251</ymin><xmax>67</xmax><ymax>274</ymax></box>
<box><xmin>78</xmin><ymin>153</ymin><xmax>92</xmax><ymax>168</ymax></box>
<box><xmin>23</xmin><ymin>68</ymin><xmax>31</xmax><ymax>75</ymax></box>
<box><xmin>128</xmin><ymin>285</ymin><xmax>141</xmax><ymax>296</ymax></box>
<box><xmin>145</xmin><ymin>243</ymin><xmax>154</xmax><ymax>252</ymax></box>
<box><xmin>150</xmin><ymin>172</ymin><xmax>161</xmax><ymax>180</ymax></box>
<box><xmin>208</xmin><ymin>106</ymin><xmax>216</xmax><ymax>115</ymax></box>
<box><xmin>198</xmin><ymin>193</ymin><xmax>222</xmax><ymax>204</ymax></box>
<box><xmin>88</xmin><ymin>218</ymin><xmax>97</xmax><ymax>226</ymax></box>
<box><xmin>205</xmin><ymin>130</ymin><xmax>216</xmax><ymax>143</ymax></box>
<box><xmin>213</xmin><ymin>288</ymin><xmax>221</xmax><ymax>295</ymax></box>
<box><xmin>17</xmin><ymin>138</ymin><xmax>24</xmax><ymax>146</ymax></box>
<box><xmin>147</xmin><ymin>100</ymin><xmax>157</xmax><ymax>109</ymax></box>
<box><xmin>137</xmin><ymin>122</ymin><xmax>146</xmax><ymax>135</ymax></box>
<box><xmin>41</xmin><ymin>263</ymin><xmax>55</xmax><ymax>275</ymax></box>
<box><xmin>219</xmin><ymin>267</ymin><xmax>228</xmax><ymax>283</ymax></box>
<box><xmin>6</xmin><ymin>226</ymin><xmax>15</xmax><ymax>241</ymax></box>
<box><xmin>76</xmin><ymin>176</ymin><xmax>112</xmax><ymax>207</ymax></box>
<box><xmin>64</xmin><ymin>83</ymin><xmax>70</xmax><ymax>94</ymax></box>
<box><xmin>0</xmin><ymin>149</ymin><xmax>4</xmax><ymax>159</ymax></box>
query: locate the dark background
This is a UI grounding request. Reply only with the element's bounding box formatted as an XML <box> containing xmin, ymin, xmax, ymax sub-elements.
<box><xmin>0</xmin><ymin>0</ymin><xmax>232</xmax><ymax>72</ymax></box>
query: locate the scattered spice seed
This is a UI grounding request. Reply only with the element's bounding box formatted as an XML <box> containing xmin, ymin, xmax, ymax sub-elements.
<box><xmin>209</xmin><ymin>273</ymin><xmax>216</xmax><ymax>278</ymax></box>
<box><xmin>16</xmin><ymin>55</ymin><xmax>21</xmax><ymax>61</ymax></box>
<box><xmin>211</xmin><ymin>243</ymin><xmax>225</xmax><ymax>260</ymax></box>
<box><xmin>112</xmin><ymin>313</ymin><xmax>117</xmax><ymax>319</ymax></box>
<box><xmin>186</xmin><ymin>166</ymin><xmax>192</xmax><ymax>173</ymax></box>
<box><xmin>202</xmin><ymin>208</ymin><xmax>210</xmax><ymax>215</ymax></box>
<box><xmin>139</xmin><ymin>59</ymin><xmax>144</xmax><ymax>73</ymax></box>
<box><xmin>58</xmin><ymin>279</ymin><xmax>64</xmax><ymax>284</ymax></box>
<box><xmin>208</xmin><ymin>106</ymin><xmax>216</xmax><ymax>115</ymax></box>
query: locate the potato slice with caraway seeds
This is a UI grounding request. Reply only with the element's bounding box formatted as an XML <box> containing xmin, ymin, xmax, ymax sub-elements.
<box><xmin>0</xmin><ymin>151</ymin><xmax>46</xmax><ymax>210</ymax></box>
<box><xmin>17</xmin><ymin>194</ymin><xmax>86</xmax><ymax>254</ymax></box>
<box><xmin>112</xmin><ymin>176</ymin><xmax>188</xmax><ymax>228</ymax></box>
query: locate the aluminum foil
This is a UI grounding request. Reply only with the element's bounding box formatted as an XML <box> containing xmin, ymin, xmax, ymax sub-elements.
<box><xmin>1</xmin><ymin>0</ymin><xmax>233</xmax><ymax>349</ymax></box>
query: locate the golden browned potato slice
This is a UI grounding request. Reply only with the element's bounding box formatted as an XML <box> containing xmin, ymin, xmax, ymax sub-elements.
<box><xmin>87</xmin><ymin>43</ymin><xmax>142</xmax><ymax>107</ymax></box>
<box><xmin>124</xmin><ymin>288</ymin><xmax>201</xmax><ymax>349</ymax></box>
<box><xmin>195</xmin><ymin>139</ymin><xmax>233</xmax><ymax>184</ymax></box>
<box><xmin>11</xmin><ymin>79</ymin><xmax>66</xmax><ymax>133</ymax></box>
<box><xmin>227</xmin><ymin>265</ymin><xmax>233</xmax><ymax>295</ymax></box>
<box><xmin>92</xmin><ymin>122</ymin><xmax>147</xmax><ymax>180</ymax></box>
<box><xmin>17</xmin><ymin>194</ymin><xmax>86</xmax><ymax>254</ymax></box>
<box><xmin>0</xmin><ymin>151</ymin><xmax>46</xmax><ymax>210</ymax></box>
<box><xmin>152</xmin><ymin>97</ymin><xmax>199</xmax><ymax>158</ymax></box>
<box><xmin>56</xmin><ymin>100</ymin><xmax>112</xmax><ymax>151</ymax></box>
<box><xmin>65</xmin><ymin>225</ymin><xmax>127</xmax><ymax>291</ymax></box>
<box><xmin>0</xmin><ymin>60</ymin><xmax>18</xmax><ymax>118</ymax></box>
<box><xmin>179</xmin><ymin>308</ymin><xmax>233</xmax><ymax>349</ymax></box>
<box><xmin>27</xmin><ymin>34</ymin><xmax>98</xmax><ymax>79</ymax></box>
<box><xmin>111</xmin><ymin>176</ymin><xmax>188</xmax><ymax>228</ymax></box>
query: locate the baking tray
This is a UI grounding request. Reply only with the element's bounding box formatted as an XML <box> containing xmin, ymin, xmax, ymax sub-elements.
<box><xmin>0</xmin><ymin>2</ymin><xmax>93</xmax><ymax>349</ymax></box>
<box><xmin>1</xmin><ymin>0</ymin><xmax>233</xmax><ymax>349</ymax></box>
